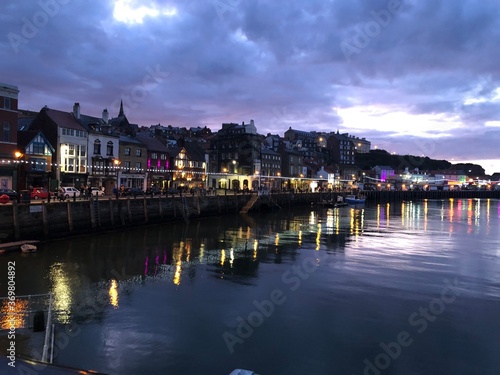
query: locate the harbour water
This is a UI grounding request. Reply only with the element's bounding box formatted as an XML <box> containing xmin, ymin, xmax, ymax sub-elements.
<box><xmin>1</xmin><ymin>198</ymin><xmax>499</xmax><ymax>374</ymax></box>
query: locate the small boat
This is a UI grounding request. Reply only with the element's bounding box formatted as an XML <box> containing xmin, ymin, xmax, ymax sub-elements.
<box><xmin>21</xmin><ymin>244</ymin><xmax>37</xmax><ymax>253</ymax></box>
<box><xmin>333</xmin><ymin>195</ymin><xmax>349</xmax><ymax>207</ymax></box>
<box><xmin>345</xmin><ymin>195</ymin><xmax>366</xmax><ymax>205</ymax></box>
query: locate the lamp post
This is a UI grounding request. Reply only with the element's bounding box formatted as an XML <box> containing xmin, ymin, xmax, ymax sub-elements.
<box><xmin>14</xmin><ymin>151</ymin><xmax>23</xmax><ymax>203</ymax></box>
<box><xmin>114</xmin><ymin>159</ymin><xmax>120</xmax><ymax>197</ymax></box>
<box><xmin>232</xmin><ymin>160</ymin><xmax>237</xmax><ymax>191</ymax></box>
<box><xmin>222</xmin><ymin>167</ymin><xmax>228</xmax><ymax>191</ymax></box>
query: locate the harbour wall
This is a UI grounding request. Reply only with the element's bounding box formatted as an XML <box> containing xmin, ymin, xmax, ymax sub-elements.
<box><xmin>0</xmin><ymin>190</ymin><xmax>499</xmax><ymax>242</ymax></box>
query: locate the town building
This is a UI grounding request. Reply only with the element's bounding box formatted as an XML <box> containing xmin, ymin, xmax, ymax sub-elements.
<box><xmin>135</xmin><ymin>132</ymin><xmax>171</xmax><ymax>190</ymax></box>
<box><xmin>16</xmin><ymin>130</ymin><xmax>55</xmax><ymax>190</ymax></box>
<box><xmin>0</xmin><ymin>83</ymin><xmax>19</xmax><ymax>190</ymax></box>
<box><xmin>169</xmin><ymin>142</ymin><xmax>206</xmax><ymax>190</ymax></box>
<box><xmin>28</xmin><ymin>105</ymin><xmax>89</xmax><ymax>188</ymax></box>
<box><xmin>78</xmin><ymin>106</ymin><xmax>120</xmax><ymax>194</ymax></box>
<box><xmin>208</xmin><ymin>120</ymin><xmax>262</xmax><ymax>190</ymax></box>
<box><xmin>117</xmin><ymin>135</ymin><xmax>148</xmax><ymax>190</ymax></box>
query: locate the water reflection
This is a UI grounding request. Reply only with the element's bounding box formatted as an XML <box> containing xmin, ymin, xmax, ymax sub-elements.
<box><xmin>49</xmin><ymin>263</ymin><xmax>72</xmax><ymax>323</ymax></box>
<box><xmin>109</xmin><ymin>280</ymin><xmax>118</xmax><ymax>309</ymax></box>
<box><xmin>1</xmin><ymin>199</ymin><xmax>499</xmax><ymax>374</ymax></box>
<box><xmin>0</xmin><ymin>299</ymin><xmax>28</xmax><ymax>329</ymax></box>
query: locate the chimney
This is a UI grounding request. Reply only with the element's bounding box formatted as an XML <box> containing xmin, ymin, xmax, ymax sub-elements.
<box><xmin>102</xmin><ymin>108</ymin><xmax>109</xmax><ymax>123</ymax></box>
<box><xmin>73</xmin><ymin>102</ymin><xmax>80</xmax><ymax>119</ymax></box>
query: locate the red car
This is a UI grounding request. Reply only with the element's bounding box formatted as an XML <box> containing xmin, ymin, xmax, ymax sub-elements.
<box><xmin>30</xmin><ymin>187</ymin><xmax>50</xmax><ymax>200</ymax></box>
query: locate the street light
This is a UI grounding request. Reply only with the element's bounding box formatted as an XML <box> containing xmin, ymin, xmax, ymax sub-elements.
<box><xmin>114</xmin><ymin>159</ymin><xmax>120</xmax><ymax>195</ymax></box>
<box><xmin>14</xmin><ymin>151</ymin><xmax>24</xmax><ymax>203</ymax></box>
<box><xmin>255</xmin><ymin>170</ymin><xmax>260</xmax><ymax>191</ymax></box>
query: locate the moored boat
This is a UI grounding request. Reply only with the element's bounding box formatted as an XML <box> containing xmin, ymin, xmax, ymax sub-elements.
<box><xmin>345</xmin><ymin>195</ymin><xmax>366</xmax><ymax>205</ymax></box>
<box><xmin>21</xmin><ymin>243</ymin><xmax>37</xmax><ymax>253</ymax></box>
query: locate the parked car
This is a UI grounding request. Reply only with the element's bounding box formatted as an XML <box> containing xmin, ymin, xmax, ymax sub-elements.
<box><xmin>30</xmin><ymin>187</ymin><xmax>50</xmax><ymax>200</ymax></box>
<box><xmin>91</xmin><ymin>187</ymin><xmax>105</xmax><ymax>197</ymax></box>
<box><xmin>125</xmin><ymin>187</ymin><xmax>145</xmax><ymax>197</ymax></box>
<box><xmin>0</xmin><ymin>188</ymin><xmax>18</xmax><ymax>201</ymax></box>
<box><xmin>59</xmin><ymin>187</ymin><xmax>81</xmax><ymax>199</ymax></box>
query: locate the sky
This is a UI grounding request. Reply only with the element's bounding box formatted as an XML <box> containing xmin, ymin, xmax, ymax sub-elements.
<box><xmin>1</xmin><ymin>0</ymin><xmax>500</xmax><ymax>173</ymax></box>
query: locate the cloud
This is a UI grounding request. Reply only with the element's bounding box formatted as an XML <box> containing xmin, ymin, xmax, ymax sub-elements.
<box><xmin>1</xmin><ymin>0</ymin><xmax>500</xmax><ymax>171</ymax></box>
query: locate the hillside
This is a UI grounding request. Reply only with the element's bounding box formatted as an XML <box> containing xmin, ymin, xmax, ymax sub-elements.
<box><xmin>355</xmin><ymin>149</ymin><xmax>454</xmax><ymax>172</ymax></box>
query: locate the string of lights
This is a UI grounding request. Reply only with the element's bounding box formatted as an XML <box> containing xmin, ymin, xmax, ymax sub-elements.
<box><xmin>2</xmin><ymin>158</ymin><xmax>364</xmax><ymax>181</ymax></box>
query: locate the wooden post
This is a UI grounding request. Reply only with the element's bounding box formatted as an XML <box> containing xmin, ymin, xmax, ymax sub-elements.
<box><xmin>13</xmin><ymin>201</ymin><xmax>20</xmax><ymax>240</ymax></box>
<box><xmin>42</xmin><ymin>202</ymin><xmax>49</xmax><ymax>238</ymax></box>
<box><xmin>127</xmin><ymin>198</ymin><xmax>132</xmax><ymax>223</ymax></box>
<box><xmin>67</xmin><ymin>201</ymin><xmax>73</xmax><ymax>232</ymax></box>
<box><xmin>159</xmin><ymin>196</ymin><xmax>163</xmax><ymax>218</ymax></box>
<box><xmin>90</xmin><ymin>199</ymin><xmax>96</xmax><ymax>229</ymax></box>
<box><xmin>109</xmin><ymin>199</ymin><xmax>114</xmax><ymax>226</ymax></box>
<box><xmin>119</xmin><ymin>201</ymin><xmax>126</xmax><ymax>226</ymax></box>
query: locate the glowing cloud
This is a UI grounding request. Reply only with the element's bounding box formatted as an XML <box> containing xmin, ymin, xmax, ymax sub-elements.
<box><xmin>113</xmin><ymin>0</ymin><xmax>177</xmax><ymax>24</ymax></box>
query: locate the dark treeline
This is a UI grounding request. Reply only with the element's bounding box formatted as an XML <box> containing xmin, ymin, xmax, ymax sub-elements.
<box><xmin>355</xmin><ymin>149</ymin><xmax>485</xmax><ymax>175</ymax></box>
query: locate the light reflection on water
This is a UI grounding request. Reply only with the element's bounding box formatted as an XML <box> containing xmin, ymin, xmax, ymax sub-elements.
<box><xmin>0</xmin><ymin>198</ymin><xmax>499</xmax><ymax>375</ymax></box>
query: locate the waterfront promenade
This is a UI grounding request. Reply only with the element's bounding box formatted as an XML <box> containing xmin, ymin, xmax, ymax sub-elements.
<box><xmin>0</xmin><ymin>189</ymin><xmax>499</xmax><ymax>243</ymax></box>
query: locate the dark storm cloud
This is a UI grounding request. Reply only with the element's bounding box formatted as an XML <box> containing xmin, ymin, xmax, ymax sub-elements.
<box><xmin>1</xmin><ymin>0</ymin><xmax>500</xmax><ymax>169</ymax></box>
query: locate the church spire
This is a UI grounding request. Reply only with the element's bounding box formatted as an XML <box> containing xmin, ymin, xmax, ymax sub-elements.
<box><xmin>119</xmin><ymin>100</ymin><xmax>124</xmax><ymax>117</ymax></box>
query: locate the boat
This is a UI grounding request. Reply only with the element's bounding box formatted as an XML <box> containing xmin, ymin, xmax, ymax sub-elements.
<box><xmin>345</xmin><ymin>195</ymin><xmax>366</xmax><ymax>205</ymax></box>
<box><xmin>21</xmin><ymin>244</ymin><xmax>37</xmax><ymax>253</ymax></box>
<box><xmin>320</xmin><ymin>197</ymin><xmax>349</xmax><ymax>208</ymax></box>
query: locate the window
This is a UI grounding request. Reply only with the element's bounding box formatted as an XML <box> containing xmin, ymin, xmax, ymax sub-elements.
<box><xmin>151</xmin><ymin>153</ymin><xmax>158</xmax><ymax>159</ymax></box>
<box><xmin>93</xmin><ymin>140</ymin><xmax>101</xmax><ymax>154</ymax></box>
<box><xmin>160</xmin><ymin>154</ymin><xmax>166</xmax><ymax>160</ymax></box>
<box><xmin>67</xmin><ymin>158</ymin><xmax>74</xmax><ymax>171</ymax></box>
<box><xmin>124</xmin><ymin>147</ymin><xmax>131</xmax><ymax>156</ymax></box>
<box><xmin>2</xmin><ymin>122</ymin><xmax>10</xmax><ymax>142</ymax></box>
<box><xmin>107</xmin><ymin>141</ymin><xmax>113</xmax><ymax>156</ymax></box>
<box><xmin>81</xmin><ymin>145</ymin><xmax>86</xmax><ymax>157</ymax></box>
<box><xmin>135</xmin><ymin>162</ymin><xmax>142</xmax><ymax>170</ymax></box>
<box><xmin>68</xmin><ymin>145</ymin><xmax>75</xmax><ymax>156</ymax></box>
<box><xmin>93</xmin><ymin>159</ymin><xmax>104</xmax><ymax>175</ymax></box>
<box><xmin>124</xmin><ymin>161</ymin><xmax>131</xmax><ymax>170</ymax></box>
<box><xmin>3</xmin><ymin>98</ymin><xmax>11</xmax><ymax>109</ymax></box>
<box><xmin>136</xmin><ymin>149</ymin><xmax>142</xmax><ymax>157</ymax></box>
<box><xmin>32</xmin><ymin>142</ymin><xmax>44</xmax><ymax>154</ymax></box>
<box><xmin>30</xmin><ymin>158</ymin><xmax>46</xmax><ymax>172</ymax></box>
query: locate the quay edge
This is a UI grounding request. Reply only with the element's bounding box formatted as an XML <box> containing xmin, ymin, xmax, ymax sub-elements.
<box><xmin>0</xmin><ymin>190</ymin><xmax>498</xmax><ymax>243</ymax></box>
